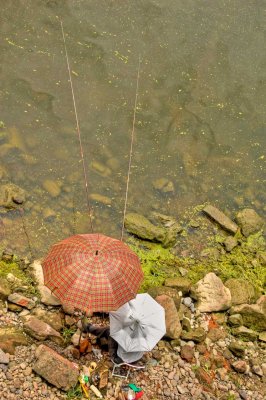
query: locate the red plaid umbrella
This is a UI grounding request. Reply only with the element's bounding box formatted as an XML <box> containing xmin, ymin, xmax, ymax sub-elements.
<box><xmin>42</xmin><ymin>234</ymin><xmax>143</xmax><ymax>312</ymax></box>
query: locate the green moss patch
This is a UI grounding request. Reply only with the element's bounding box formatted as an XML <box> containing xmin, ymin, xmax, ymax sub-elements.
<box><xmin>128</xmin><ymin>231</ymin><xmax>266</xmax><ymax>294</ymax></box>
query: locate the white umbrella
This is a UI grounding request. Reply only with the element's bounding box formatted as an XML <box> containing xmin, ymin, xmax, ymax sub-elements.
<box><xmin>110</xmin><ymin>293</ymin><xmax>166</xmax><ymax>356</ymax></box>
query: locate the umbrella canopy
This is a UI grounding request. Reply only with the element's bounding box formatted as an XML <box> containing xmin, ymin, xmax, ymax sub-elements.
<box><xmin>110</xmin><ymin>293</ymin><xmax>166</xmax><ymax>354</ymax></box>
<box><xmin>42</xmin><ymin>233</ymin><xmax>143</xmax><ymax>312</ymax></box>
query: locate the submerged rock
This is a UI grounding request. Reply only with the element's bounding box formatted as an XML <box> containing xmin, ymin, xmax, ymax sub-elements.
<box><xmin>231</xmin><ymin>326</ymin><xmax>259</xmax><ymax>341</ymax></box>
<box><xmin>152</xmin><ymin>178</ymin><xmax>174</xmax><ymax>193</ymax></box>
<box><xmin>125</xmin><ymin>213</ymin><xmax>166</xmax><ymax>242</ymax></box>
<box><xmin>235</xmin><ymin>208</ymin><xmax>264</xmax><ymax>237</ymax></box>
<box><xmin>191</xmin><ymin>273</ymin><xmax>231</xmax><ymax>312</ymax></box>
<box><xmin>203</xmin><ymin>205</ymin><xmax>238</xmax><ymax>234</ymax></box>
<box><xmin>0</xmin><ymin>183</ymin><xmax>26</xmax><ymax>209</ymax></box>
<box><xmin>42</xmin><ymin>179</ymin><xmax>61</xmax><ymax>197</ymax></box>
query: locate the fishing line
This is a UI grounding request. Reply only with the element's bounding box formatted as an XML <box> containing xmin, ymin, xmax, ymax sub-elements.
<box><xmin>120</xmin><ymin>56</ymin><xmax>141</xmax><ymax>241</ymax></box>
<box><xmin>60</xmin><ymin>21</ymin><xmax>94</xmax><ymax>233</ymax></box>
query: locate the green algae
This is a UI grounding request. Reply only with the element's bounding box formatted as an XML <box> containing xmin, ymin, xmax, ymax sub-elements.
<box><xmin>128</xmin><ymin>231</ymin><xmax>266</xmax><ymax>294</ymax></box>
<box><xmin>0</xmin><ymin>259</ymin><xmax>37</xmax><ymax>296</ymax></box>
<box><xmin>128</xmin><ymin>238</ymin><xmax>179</xmax><ymax>291</ymax></box>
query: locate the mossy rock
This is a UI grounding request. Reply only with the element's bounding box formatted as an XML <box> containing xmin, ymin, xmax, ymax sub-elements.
<box><xmin>125</xmin><ymin>213</ymin><xmax>166</xmax><ymax>243</ymax></box>
<box><xmin>0</xmin><ymin>327</ymin><xmax>29</xmax><ymax>354</ymax></box>
<box><xmin>147</xmin><ymin>286</ymin><xmax>181</xmax><ymax>310</ymax></box>
<box><xmin>225</xmin><ymin>278</ymin><xmax>258</xmax><ymax>305</ymax></box>
<box><xmin>230</xmin><ymin>303</ymin><xmax>266</xmax><ymax>332</ymax></box>
<box><xmin>164</xmin><ymin>277</ymin><xmax>192</xmax><ymax>295</ymax></box>
<box><xmin>0</xmin><ymin>277</ymin><xmax>11</xmax><ymax>300</ymax></box>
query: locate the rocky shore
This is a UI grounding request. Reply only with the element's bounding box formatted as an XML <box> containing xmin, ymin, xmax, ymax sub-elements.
<box><xmin>0</xmin><ymin>203</ymin><xmax>265</xmax><ymax>399</ymax></box>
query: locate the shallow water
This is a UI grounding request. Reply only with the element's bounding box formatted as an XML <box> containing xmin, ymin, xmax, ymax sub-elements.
<box><xmin>0</xmin><ymin>0</ymin><xmax>265</xmax><ymax>257</ymax></box>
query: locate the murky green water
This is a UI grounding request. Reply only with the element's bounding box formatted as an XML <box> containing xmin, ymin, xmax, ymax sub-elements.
<box><xmin>0</xmin><ymin>0</ymin><xmax>265</xmax><ymax>257</ymax></box>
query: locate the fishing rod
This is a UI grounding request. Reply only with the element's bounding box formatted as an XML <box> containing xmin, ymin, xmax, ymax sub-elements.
<box><xmin>60</xmin><ymin>21</ymin><xmax>94</xmax><ymax>233</ymax></box>
<box><xmin>120</xmin><ymin>56</ymin><xmax>141</xmax><ymax>241</ymax></box>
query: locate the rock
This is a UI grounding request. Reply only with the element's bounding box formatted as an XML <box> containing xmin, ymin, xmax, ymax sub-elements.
<box><xmin>258</xmin><ymin>332</ymin><xmax>266</xmax><ymax>342</ymax></box>
<box><xmin>0</xmin><ymin>327</ymin><xmax>29</xmax><ymax>354</ymax></box>
<box><xmin>62</xmin><ymin>303</ymin><xmax>75</xmax><ymax>315</ymax></box>
<box><xmin>125</xmin><ymin>213</ymin><xmax>166</xmax><ymax>243</ymax></box>
<box><xmin>223</xmin><ymin>236</ymin><xmax>238</xmax><ymax>252</ymax></box>
<box><xmin>181</xmin><ymin>327</ymin><xmax>206</xmax><ymax>343</ymax></box>
<box><xmin>23</xmin><ymin>316</ymin><xmax>63</xmax><ymax>344</ymax></box>
<box><xmin>164</xmin><ymin>277</ymin><xmax>192</xmax><ymax>295</ymax></box>
<box><xmin>228</xmin><ymin>314</ymin><xmax>243</xmax><ymax>327</ymax></box>
<box><xmin>225</xmin><ymin>279</ymin><xmax>257</xmax><ymax>305</ymax></box>
<box><xmin>195</xmin><ymin>367</ymin><xmax>213</xmax><ymax>386</ymax></box>
<box><xmin>231</xmin><ymin>360</ymin><xmax>250</xmax><ymax>374</ymax></box>
<box><xmin>252</xmin><ymin>365</ymin><xmax>263</xmax><ymax>377</ymax></box>
<box><xmin>228</xmin><ymin>342</ymin><xmax>245</xmax><ymax>357</ymax></box>
<box><xmin>8</xmin><ymin>302</ymin><xmax>23</xmax><ymax>312</ymax></box>
<box><xmin>8</xmin><ymin>293</ymin><xmax>35</xmax><ymax>309</ymax></box>
<box><xmin>33</xmin><ymin>344</ymin><xmax>79</xmax><ymax>391</ymax></box>
<box><xmin>152</xmin><ymin>178</ymin><xmax>174</xmax><ymax>193</ymax></box>
<box><xmin>203</xmin><ymin>205</ymin><xmax>238</xmax><ymax>234</ymax></box>
<box><xmin>30</xmin><ymin>260</ymin><xmax>61</xmax><ymax>306</ymax></box>
<box><xmin>89</xmin><ymin>193</ymin><xmax>112</xmax><ymax>206</ymax></box>
<box><xmin>71</xmin><ymin>329</ymin><xmax>82</xmax><ymax>346</ymax></box>
<box><xmin>32</xmin><ymin>308</ymin><xmax>63</xmax><ymax>331</ymax></box>
<box><xmin>235</xmin><ymin>208</ymin><xmax>264</xmax><ymax>237</ymax></box>
<box><xmin>207</xmin><ymin>328</ymin><xmax>226</xmax><ymax>342</ymax></box>
<box><xmin>42</xmin><ymin>179</ymin><xmax>61</xmax><ymax>197</ymax></box>
<box><xmin>0</xmin><ymin>183</ymin><xmax>26</xmax><ymax>209</ymax></box>
<box><xmin>0</xmin><ymin>348</ymin><xmax>9</xmax><ymax>364</ymax></box>
<box><xmin>190</xmin><ymin>273</ymin><xmax>231</xmax><ymax>312</ymax></box>
<box><xmin>230</xmin><ymin>300</ymin><xmax>266</xmax><ymax>332</ymax></box>
<box><xmin>239</xmin><ymin>390</ymin><xmax>248</xmax><ymax>400</ymax></box>
<box><xmin>91</xmin><ymin>161</ymin><xmax>111</xmax><ymax>177</ymax></box>
<box><xmin>148</xmin><ymin>286</ymin><xmax>181</xmax><ymax>310</ymax></box>
<box><xmin>0</xmin><ymin>278</ymin><xmax>11</xmax><ymax>300</ymax></box>
<box><xmin>155</xmin><ymin>295</ymin><xmax>182</xmax><ymax>339</ymax></box>
<box><xmin>231</xmin><ymin>326</ymin><xmax>259</xmax><ymax>341</ymax></box>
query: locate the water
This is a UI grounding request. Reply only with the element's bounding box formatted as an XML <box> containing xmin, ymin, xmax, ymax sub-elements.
<box><xmin>0</xmin><ymin>0</ymin><xmax>265</xmax><ymax>257</ymax></box>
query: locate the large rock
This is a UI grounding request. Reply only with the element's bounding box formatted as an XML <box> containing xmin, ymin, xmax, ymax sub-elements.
<box><xmin>23</xmin><ymin>316</ymin><xmax>63</xmax><ymax>344</ymax></box>
<box><xmin>235</xmin><ymin>208</ymin><xmax>264</xmax><ymax>237</ymax></box>
<box><xmin>230</xmin><ymin>297</ymin><xmax>266</xmax><ymax>332</ymax></box>
<box><xmin>0</xmin><ymin>327</ymin><xmax>29</xmax><ymax>354</ymax></box>
<box><xmin>203</xmin><ymin>205</ymin><xmax>238</xmax><ymax>234</ymax></box>
<box><xmin>0</xmin><ymin>183</ymin><xmax>26</xmax><ymax>209</ymax></box>
<box><xmin>225</xmin><ymin>279</ymin><xmax>257</xmax><ymax>305</ymax></box>
<box><xmin>8</xmin><ymin>293</ymin><xmax>35</xmax><ymax>309</ymax></box>
<box><xmin>30</xmin><ymin>259</ymin><xmax>61</xmax><ymax>306</ymax></box>
<box><xmin>190</xmin><ymin>273</ymin><xmax>231</xmax><ymax>312</ymax></box>
<box><xmin>156</xmin><ymin>294</ymin><xmax>182</xmax><ymax>339</ymax></box>
<box><xmin>33</xmin><ymin>344</ymin><xmax>79</xmax><ymax>391</ymax></box>
<box><xmin>125</xmin><ymin>213</ymin><xmax>166</xmax><ymax>243</ymax></box>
